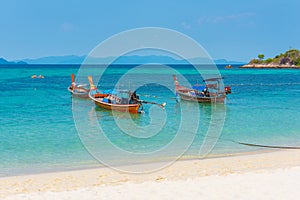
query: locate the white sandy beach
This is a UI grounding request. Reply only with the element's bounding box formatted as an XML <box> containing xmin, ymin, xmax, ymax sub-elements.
<box><xmin>1</xmin><ymin>150</ymin><xmax>300</xmax><ymax>200</ymax></box>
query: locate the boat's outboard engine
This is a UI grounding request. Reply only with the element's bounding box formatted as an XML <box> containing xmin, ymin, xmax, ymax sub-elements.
<box><xmin>225</xmin><ymin>86</ymin><xmax>231</xmax><ymax>94</ymax></box>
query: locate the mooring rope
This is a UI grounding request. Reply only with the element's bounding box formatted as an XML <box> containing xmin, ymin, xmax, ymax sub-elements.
<box><xmin>236</xmin><ymin>142</ymin><xmax>300</xmax><ymax>149</ymax></box>
<box><xmin>200</xmin><ymin>134</ymin><xmax>300</xmax><ymax>150</ymax></box>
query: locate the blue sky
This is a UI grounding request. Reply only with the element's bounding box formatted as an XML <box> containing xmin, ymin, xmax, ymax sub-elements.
<box><xmin>1</xmin><ymin>0</ymin><xmax>299</xmax><ymax>62</ymax></box>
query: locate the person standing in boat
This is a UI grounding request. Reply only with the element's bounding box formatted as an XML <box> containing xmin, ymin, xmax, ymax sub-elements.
<box><xmin>202</xmin><ymin>87</ymin><xmax>210</xmax><ymax>97</ymax></box>
<box><xmin>129</xmin><ymin>91</ymin><xmax>139</xmax><ymax>104</ymax></box>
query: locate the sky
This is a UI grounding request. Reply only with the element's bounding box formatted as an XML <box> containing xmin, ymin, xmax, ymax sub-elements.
<box><xmin>1</xmin><ymin>0</ymin><xmax>299</xmax><ymax>62</ymax></box>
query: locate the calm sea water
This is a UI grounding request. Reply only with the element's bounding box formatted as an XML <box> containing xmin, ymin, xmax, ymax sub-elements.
<box><xmin>0</xmin><ymin>64</ymin><xmax>299</xmax><ymax>176</ymax></box>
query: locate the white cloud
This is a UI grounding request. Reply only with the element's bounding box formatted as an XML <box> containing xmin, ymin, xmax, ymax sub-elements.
<box><xmin>198</xmin><ymin>12</ymin><xmax>256</xmax><ymax>25</ymax></box>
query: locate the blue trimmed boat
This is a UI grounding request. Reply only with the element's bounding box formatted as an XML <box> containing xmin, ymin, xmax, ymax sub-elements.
<box><xmin>173</xmin><ymin>75</ymin><xmax>231</xmax><ymax>103</ymax></box>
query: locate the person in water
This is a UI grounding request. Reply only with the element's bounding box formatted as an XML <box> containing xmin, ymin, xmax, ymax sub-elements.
<box><xmin>31</xmin><ymin>74</ymin><xmax>44</xmax><ymax>79</ymax></box>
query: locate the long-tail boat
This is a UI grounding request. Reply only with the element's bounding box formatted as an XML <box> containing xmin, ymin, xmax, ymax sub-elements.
<box><xmin>88</xmin><ymin>76</ymin><xmax>166</xmax><ymax>114</ymax></box>
<box><xmin>68</xmin><ymin>74</ymin><xmax>90</xmax><ymax>98</ymax></box>
<box><xmin>173</xmin><ymin>75</ymin><xmax>231</xmax><ymax>103</ymax></box>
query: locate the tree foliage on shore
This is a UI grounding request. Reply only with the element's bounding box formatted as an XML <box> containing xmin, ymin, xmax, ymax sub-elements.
<box><xmin>249</xmin><ymin>49</ymin><xmax>300</xmax><ymax>66</ymax></box>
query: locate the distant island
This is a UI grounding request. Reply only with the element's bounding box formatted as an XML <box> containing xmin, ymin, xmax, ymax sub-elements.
<box><xmin>241</xmin><ymin>49</ymin><xmax>300</xmax><ymax>68</ymax></box>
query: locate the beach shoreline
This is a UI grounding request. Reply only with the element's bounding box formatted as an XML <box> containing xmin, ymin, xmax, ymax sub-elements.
<box><xmin>2</xmin><ymin>149</ymin><xmax>300</xmax><ymax>199</ymax></box>
<box><xmin>0</xmin><ymin>148</ymin><xmax>271</xmax><ymax>177</ymax></box>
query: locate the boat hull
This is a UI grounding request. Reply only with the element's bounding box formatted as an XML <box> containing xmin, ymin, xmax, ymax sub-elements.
<box><xmin>89</xmin><ymin>94</ymin><xmax>140</xmax><ymax>113</ymax></box>
<box><xmin>176</xmin><ymin>90</ymin><xmax>226</xmax><ymax>103</ymax></box>
<box><xmin>68</xmin><ymin>86</ymin><xmax>89</xmax><ymax>98</ymax></box>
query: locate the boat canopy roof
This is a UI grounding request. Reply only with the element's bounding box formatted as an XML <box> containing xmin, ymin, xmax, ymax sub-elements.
<box><xmin>102</xmin><ymin>89</ymin><xmax>118</xmax><ymax>94</ymax></box>
<box><xmin>203</xmin><ymin>77</ymin><xmax>223</xmax><ymax>82</ymax></box>
<box><xmin>102</xmin><ymin>89</ymin><xmax>134</xmax><ymax>98</ymax></box>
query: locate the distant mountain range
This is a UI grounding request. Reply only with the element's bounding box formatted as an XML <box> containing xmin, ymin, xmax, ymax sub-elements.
<box><xmin>0</xmin><ymin>58</ymin><xmax>27</xmax><ymax>64</ymax></box>
<box><xmin>21</xmin><ymin>55</ymin><xmax>86</xmax><ymax>64</ymax></box>
<box><xmin>0</xmin><ymin>55</ymin><xmax>245</xmax><ymax>65</ymax></box>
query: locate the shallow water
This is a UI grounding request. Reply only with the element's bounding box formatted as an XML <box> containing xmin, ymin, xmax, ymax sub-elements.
<box><xmin>0</xmin><ymin>64</ymin><xmax>299</xmax><ymax>176</ymax></box>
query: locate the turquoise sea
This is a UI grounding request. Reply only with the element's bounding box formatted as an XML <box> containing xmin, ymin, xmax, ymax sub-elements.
<box><xmin>1</xmin><ymin>64</ymin><xmax>300</xmax><ymax>176</ymax></box>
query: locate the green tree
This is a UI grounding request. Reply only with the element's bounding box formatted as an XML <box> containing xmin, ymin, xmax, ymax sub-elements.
<box><xmin>258</xmin><ymin>54</ymin><xmax>265</xmax><ymax>60</ymax></box>
<box><xmin>264</xmin><ymin>58</ymin><xmax>273</xmax><ymax>64</ymax></box>
<box><xmin>295</xmin><ymin>57</ymin><xmax>300</xmax><ymax>66</ymax></box>
<box><xmin>250</xmin><ymin>59</ymin><xmax>260</xmax><ymax>64</ymax></box>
